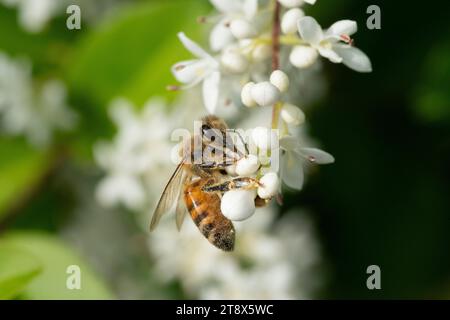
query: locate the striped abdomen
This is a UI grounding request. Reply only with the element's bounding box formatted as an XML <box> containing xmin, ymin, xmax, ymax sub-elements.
<box><xmin>184</xmin><ymin>179</ymin><xmax>235</xmax><ymax>251</ymax></box>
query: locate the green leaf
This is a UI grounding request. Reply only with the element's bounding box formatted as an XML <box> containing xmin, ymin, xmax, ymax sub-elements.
<box><xmin>68</xmin><ymin>0</ymin><xmax>208</xmax><ymax>107</ymax></box>
<box><xmin>0</xmin><ymin>138</ymin><xmax>48</xmax><ymax>222</ymax></box>
<box><xmin>0</xmin><ymin>244</ymin><xmax>42</xmax><ymax>299</ymax></box>
<box><xmin>0</xmin><ymin>232</ymin><xmax>114</xmax><ymax>299</ymax></box>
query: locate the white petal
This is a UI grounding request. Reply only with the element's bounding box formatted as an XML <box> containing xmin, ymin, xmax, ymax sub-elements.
<box><xmin>281</xmin><ymin>151</ymin><xmax>304</xmax><ymax>190</ymax></box>
<box><xmin>318</xmin><ymin>47</ymin><xmax>343</xmax><ymax>63</ymax></box>
<box><xmin>304</xmin><ymin>0</ymin><xmax>317</xmax><ymax>4</ymax></box>
<box><xmin>243</xmin><ymin>0</ymin><xmax>258</xmax><ymax>19</ymax></box>
<box><xmin>177</xmin><ymin>32</ymin><xmax>210</xmax><ymax>59</ymax></box>
<box><xmin>202</xmin><ymin>71</ymin><xmax>221</xmax><ymax>114</ymax></box>
<box><xmin>210</xmin><ymin>21</ymin><xmax>234</xmax><ymax>52</ymax></box>
<box><xmin>333</xmin><ymin>44</ymin><xmax>372</xmax><ymax>73</ymax></box>
<box><xmin>298</xmin><ymin>16</ymin><xmax>323</xmax><ymax>46</ymax></box>
<box><xmin>326</xmin><ymin>20</ymin><xmax>357</xmax><ymax>37</ymax></box>
<box><xmin>279</xmin><ymin>135</ymin><xmax>300</xmax><ymax>151</ymax></box>
<box><xmin>171</xmin><ymin>59</ymin><xmax>209</xmax><ymax>84</ymax></box>
<box><xmin>299</xmin><ymin>147</ymin><xmax>335</xmax><ymax>164</ymax></box>
<box><xmin>209</xmin><ymin>0</ymin><xmax>241</xmax><ymax>14</ymax></box>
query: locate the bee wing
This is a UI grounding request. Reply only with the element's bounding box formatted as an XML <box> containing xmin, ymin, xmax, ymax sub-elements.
<box><xmin>149</xmin><ymin>161</ymin><xmax>189</xmax><ymax>231</ymax></box>
<box><xmin>175</xmin><ymin>183</ymin><xmax>189</xmax><ymax>231</ymax></box>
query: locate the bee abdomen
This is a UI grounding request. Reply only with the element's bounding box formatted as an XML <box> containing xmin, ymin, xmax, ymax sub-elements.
<box><xmin>184</xmin><ymin>182</ymin><xmax>235</xmax><ymax>251</ymax></box>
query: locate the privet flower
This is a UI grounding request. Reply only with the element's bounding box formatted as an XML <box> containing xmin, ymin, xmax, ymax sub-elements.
<box><xmin>171</xmin><ymin>32</ymin><xmax>220</xmax><ymax>114</ymax></box>
<box><xmin>297</xmin><ymin>17</ymin><xmax>372</xmax><ymax>72</ymax></box>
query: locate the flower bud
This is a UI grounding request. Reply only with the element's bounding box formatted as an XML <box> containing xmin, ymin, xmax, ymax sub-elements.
<box><xmin>270</xmin><ymin>70</ymin><xmax>290</xmax><ymax>92</ymax></box>
<box><xmin>250</xmin><ymin>81</ymin><xmax>280</xmax><ymax>107</ymax></box>
<box><xmin>221</xmin><ymin>190</ymin><xmax>256</xmax><ymax>221</ymax></box>
<box><xmin>252</xmin><ymin>44</ymin><xmax>271</xmax><ymax>61</ymax></box>
<box><xmin>289</xmin><ymin>45</ymin><xmax>318</xmax><ymax>68</ymax></box>
<box><xmin>221</xmin><ymin>50</ymin><xmax>248</xmax><ymax>73</ymax></box>
<box><xmin>281</xmin><ymin>8</ymin><xmax>304</xmax><ymax>34</ymax></box>
<box><xmin>257</xmin><ymin>172</ymin><xmax>280</xmax><ymax>199</ymax></box>
<box><xmin>241</xmin><ymin>82</ymin><xmax>257</xmax><ymax>107</ymax></box>
<box><xmin>281</xmin><ymin>103</ymin><xmax>305</xmax><ymax>125</ymax></box>
<box><xmin>251</xmin><ymin>127</ymin><xmax>278</xmax><ymax>150</ymax></box>
<box><xmin>278</xmin><ymin>0</ymin><xmax>303</xmax><ymax>8</ymax></box>
<box><xmin>229</xmin><ymin>19</ymin><xmax>256</xmax><ymax>39</ymax></box>
<box><xmin>235</xmin><ymin>155</ymin><xmax>260</xmax><ymax>176</ymax></box>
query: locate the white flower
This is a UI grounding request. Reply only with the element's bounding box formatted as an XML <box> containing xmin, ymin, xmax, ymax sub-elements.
<box><xmin>281</xmin><ymin>103</ymin><xmax>305</xmax><ymax>125</ymax></box>
<box><xmin>270</xmin><ymin>70</ymin><xmax>290</xmax><ymax>92</ymax></box>
<box><xmin>289</xmin><ymin>45</ymin><xmax>319</xmax><ymax>68</ymax></box>
<box><xmin>148</xmin><ymin>206</ymin><xmax>323</xmax><ymax>299</ymax></box>
<box><xmin>220</xmin><ymin>48</ymin><xmax>248</xmax><ymax>73</ymax></box>
<box><xmin>235</xmin><ymin>154</ymin><xmax>260</xmax><ymax>176</ymax></box>
<box><xmin>221</xmin><ymin>190</ymin><xmax>256</xmax><ymax>221</ymax></box>
<box><xmin>278</xmin><ymin>0</ymin><xmax>316</xmax><ymax>9</ymax></box>
<box><xmin>229</xmin><ymin>19</ymin><xmax>257</xmax><ymax>39</ymax></box>
<box><xmin>280</xmin><ymin>135</ymin><xmax>334</xmax><ymax>190</ymax></box>
<box><xmin>0</xmin><ymin>53</ymin><xmax>76</xmax><ymax>146</ymax></box>
<box><xmin>281</xmin><ymin>8</ymin><xmax>305</xmax><ymax>34</ymax></box>
<box><xmin>171</xmin><ymin>32</ymin><xmax>221</xmax><ymax>114</ymax></box>
<box><xmin>94</xmin><ymin>98</ymin><xmax>175</xmax><ymax>211</ymax></box>
<box><xmin>257</xmin><ymin>172</ymin><xmax>280</xmax><ymax>199</ymax></box>
<box><xmin>96</xmin><ymin>173</ymin><xmax>146</xmax><ymax>210</ymax></box>
<box><xmin>241</xmin><ymin>82</ymin><xmax>257</xmax><ymax>107</ymax></box>
<box><xmin>297</xmin><ymin>16</ymin><xmax>372</xmax><ymax>72</ymax></box>
<box><xmin>250</xmin><ymin>81</ymin><xmax>281</xmax><ymax>107</ymax></box>
<box><xmin>209</xmin><ymin>0</ymin><xmax>258</xmax><ymax>51</ymax></box>
<box><xmin>251</xmin><ymin>126</ymin><xmax>279</xmax><ymax>151</ymax></box>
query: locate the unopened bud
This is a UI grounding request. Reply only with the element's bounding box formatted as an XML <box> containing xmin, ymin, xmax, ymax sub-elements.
<box><xmin>257</xmin><ymin>172</ymin><xmax>280</xmax><ymax>199</ymax></box>
<box><xmin>270</xmin><ymin>70</ymin><xmax>290</xmax><ymax>92</ymax></box>
<box><xmin>229</xmin><ymin>19</ymin><xmax>256</xmax><ymax>39</ymax></box>
<box><xmin>281</xmin><ymin>8</ymin><xmax>305</xmax><ymax>34</ymax></box>
<box><xmin>221</xmin><ymin>50</ymin><xmax>248</xmax><ymax>74</ymax></box>
<box><xmin>289</xmin><ymin>45</ymin><xmax>318</xmax><ymax>68</ymax></box>
<box><xmin>250</xmin><ymin>81</ymin><xmax>281</xmax><ymax>107</ymax></box>
<box><xmin>280</xmin><ymin>103</ymin><xmax>305</xmax><ymax>125</ymax></box>
<box><xmin>221</xmin><ymin>190</ymin><xmax>256</xmax><ymax>221</ymax></box>
<box><xmin>241</xmin><ymin>82</ymin><xmax>257</xmax><ymax>107</ymax></box>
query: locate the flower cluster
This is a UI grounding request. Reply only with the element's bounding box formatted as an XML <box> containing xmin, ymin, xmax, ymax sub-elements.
<box><xmin>148</xmin><ymin>206</ymin><xmax>323</xmax><ymax>299</ymax></box>
<box><xmin>170</xmin><ymin>0</ymin><xmax>371</xmax><ymax>220</ymax></box>
<box><xmin>0</xmin><ymin>52</ymin><xmax>76</xmax><ymax>146</ymax></box>
<box><xmin>172</xmin><ymin>0</ymin><xmax>371</xmax><ymax>115</ymax></box>
<box><xmin>94</xmin><ymin>98</ymin><xmax>177</xmax><ymax>211</ymax></box>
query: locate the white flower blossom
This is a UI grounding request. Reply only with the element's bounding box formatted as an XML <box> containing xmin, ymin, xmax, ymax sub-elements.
<box><xmin>208</xmin><ymin>0</ymin><xmax>258</xmax><ymax>51</ymax></box>
<box><xmin>172</xmin><ymin>32</ymin><xmax>221</xmax><ymax>114</ymax></box>
<box><xmin>278</xmin><ymin>0</ymin><xmax>317</xmax><ymax>9</ymax></box>
<box><xmin>94</xmin><ymin>98</ymin><xmax>175</xmax><ymax>210</ymax></box>
<box><xmin>280</xmin><ymin>135</ymin><xmax>334</xmax><ymax>190</ymax></box>
<box><xmin>0</xmin><ymin>52</ymin><xmax>76</xmax><ymax>147</ymax></box>
<box><xmin>148</xmin><ymin>206</ymin><xmax>323</xmax><ymax>299</ymax></box>
<box><xmin>297</xmin><ymin>16</ymin><xmax>372</xmax><ymax>72</ymax></box>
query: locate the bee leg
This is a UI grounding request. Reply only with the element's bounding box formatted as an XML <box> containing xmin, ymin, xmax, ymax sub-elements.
<box><xmin>201</xmin><ymin>177</ymin><xmax>260</xmax><ymax>193</ymax></box>
<box><xmin>198</xmin><ymin>160</ymin><xmax>236</xmax><ymax>169</ymax></box>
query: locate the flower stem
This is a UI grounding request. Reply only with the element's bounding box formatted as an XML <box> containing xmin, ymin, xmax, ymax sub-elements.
<box><xmin>271</xmin><ymin>0</ymin><xmax>281</xmax><ymax>129</ymax></box>
<box><xmin>271</xmin><ymin>0</ymin><xmax>281</xmax><ymax>71</ymax></box>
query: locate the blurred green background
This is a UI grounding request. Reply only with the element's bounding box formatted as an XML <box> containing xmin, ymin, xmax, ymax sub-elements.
<box><xmin>0</xmin><ymin>0</ymin><xmax>449</xmax><ymax>299</ymax></box>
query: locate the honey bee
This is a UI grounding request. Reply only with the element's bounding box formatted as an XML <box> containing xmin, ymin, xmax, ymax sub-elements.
<box><xmin>149</xmin><ymin>115</ymin><xmax>261</xmax><ymax>251</ymax></box>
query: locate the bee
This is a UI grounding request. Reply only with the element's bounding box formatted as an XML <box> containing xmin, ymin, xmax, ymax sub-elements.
<box><xmin>149</xmin><ymin>115</ymin><xmax>261</xmax><ymax>251</ymax></box>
